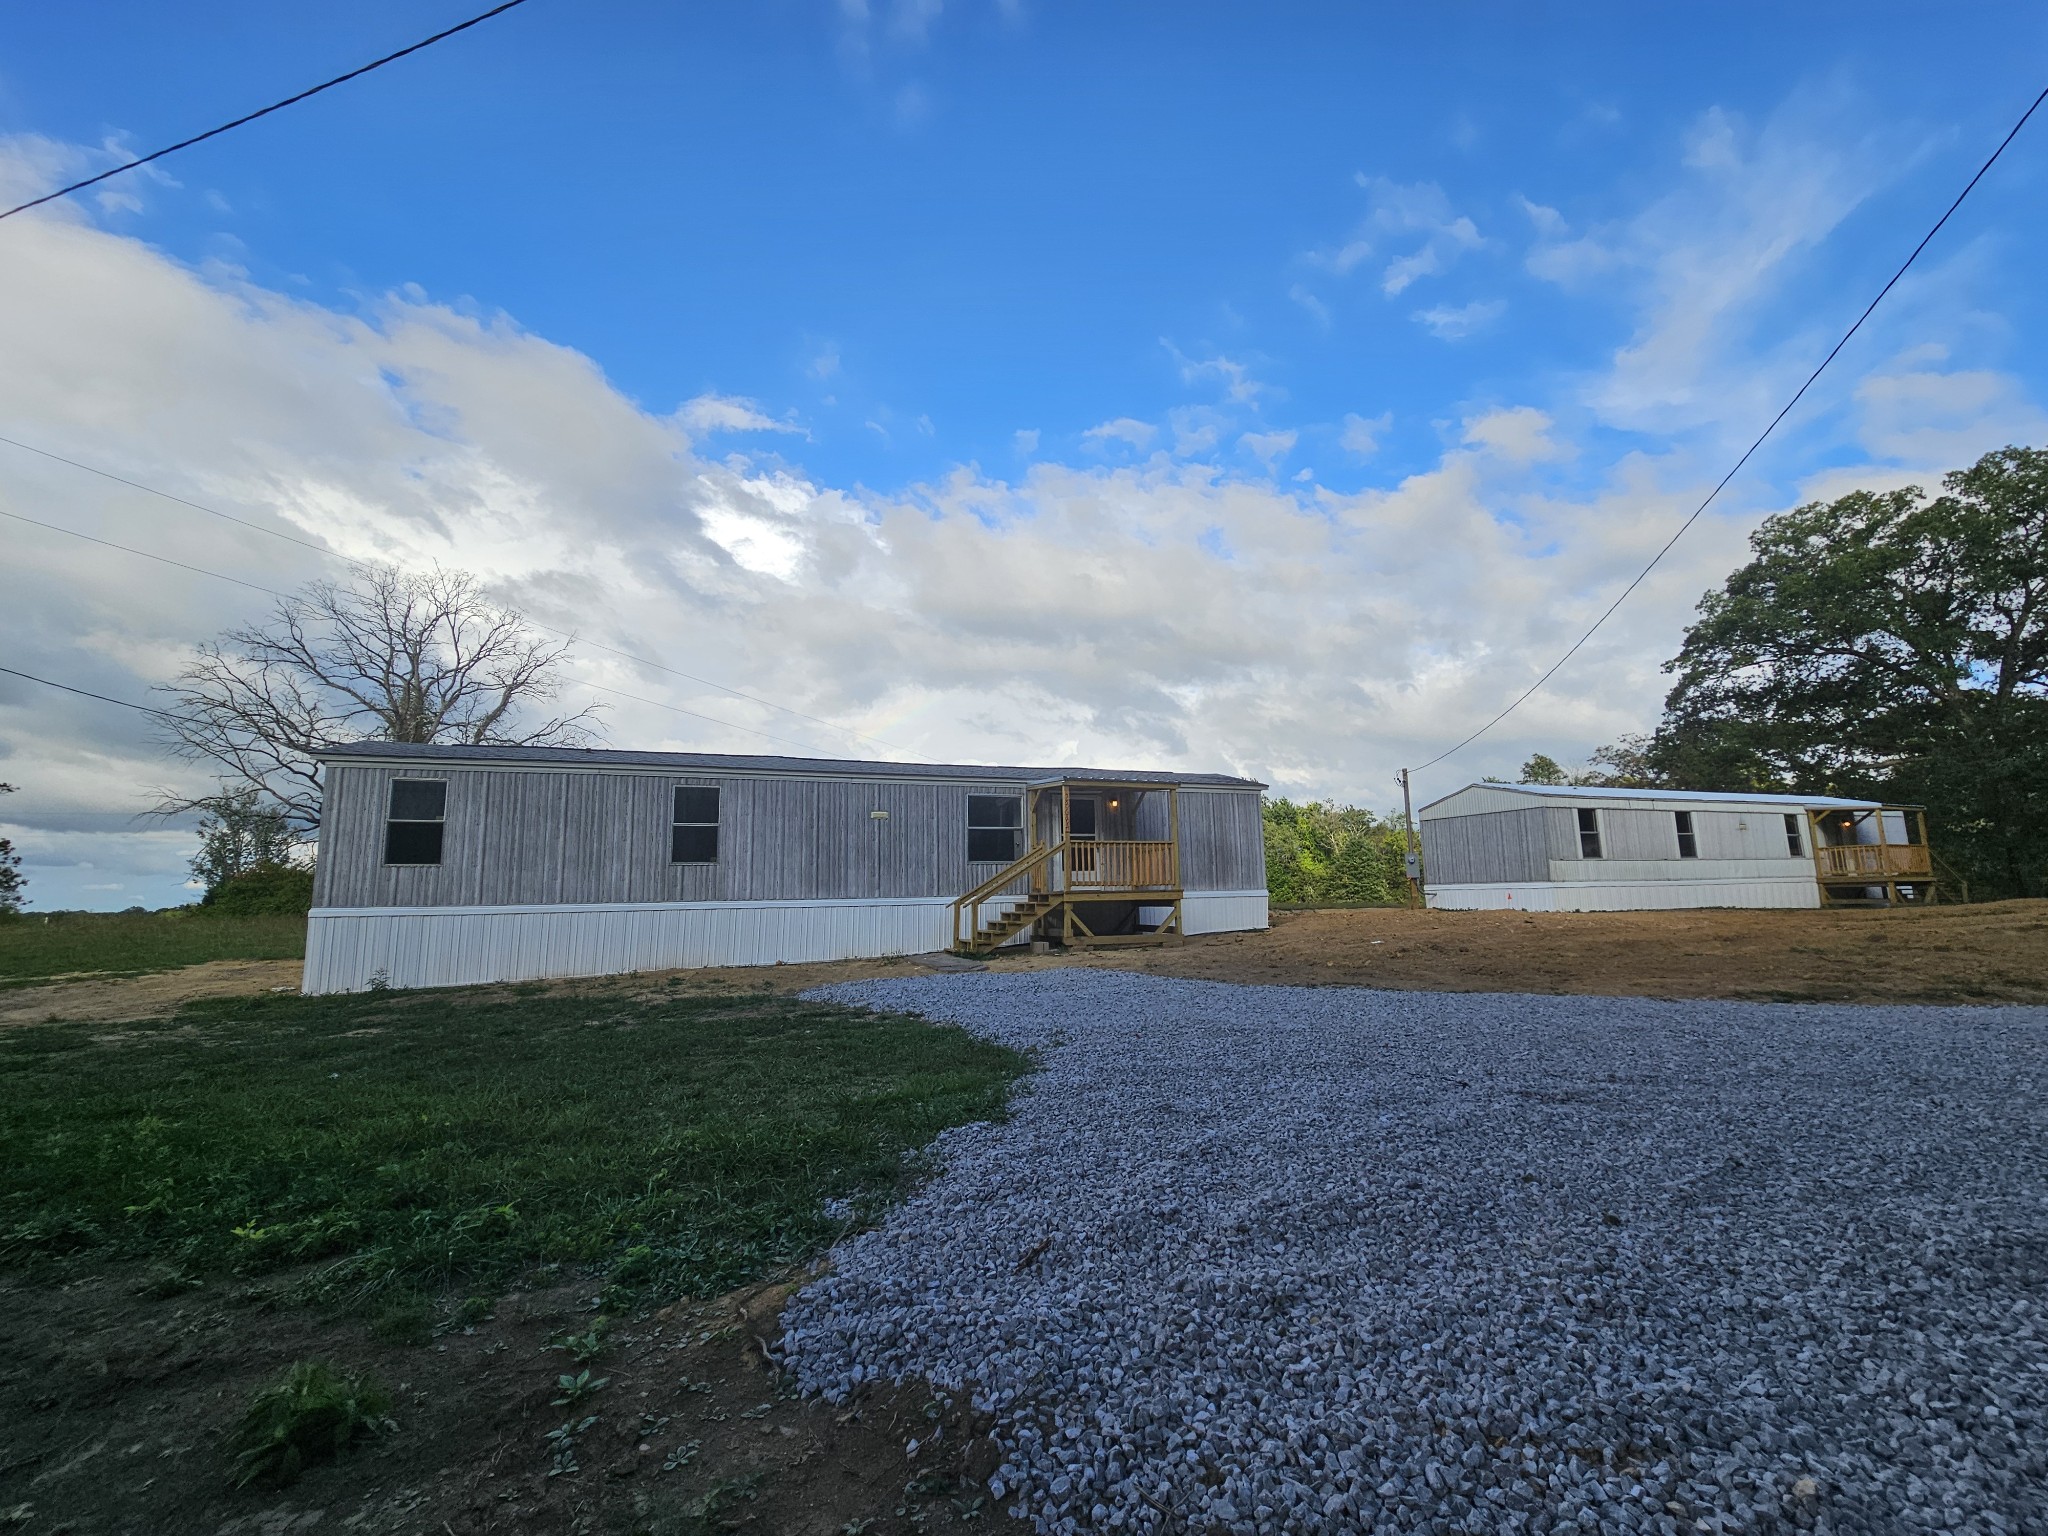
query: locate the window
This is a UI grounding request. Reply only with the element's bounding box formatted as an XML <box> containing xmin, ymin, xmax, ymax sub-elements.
<box><xmin>1784</xmin><ymin>813</ymin><xmax>1804</xmax><ymax>857</ymax></box>
<box><xmin>1674</xmin><ymin>810</ymin><xmax>1699</xmax><ymax>859</ymax></box>
<box><xmin>672</xmin><ymin>786</ymin><xmax>720</xmax><ymax>863</ymax></box>
<box><xmin>1067</xmin><ymin>796</ymin><xmax>1098</xmax><ymax>839</ymax></box>
<box><xmin>1576</xmin><ymin>806</ymin><xmax>1603</xmax><ymax>859</ymax></box>
<box><xmin>967</xmin><ymin>794</ymin><xmax>1021</xmax><ymax>863</ymax></box>
<box><xmin>384</xmin><ymin>779</ymin><xmax>447</xmax><ymax>865</ymax></box>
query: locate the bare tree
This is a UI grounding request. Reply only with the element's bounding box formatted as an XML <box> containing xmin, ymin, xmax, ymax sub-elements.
<box><xmin>156</xmin><ymin>565</ymin><xmax>602</xmax><ymax>828</ymax></box>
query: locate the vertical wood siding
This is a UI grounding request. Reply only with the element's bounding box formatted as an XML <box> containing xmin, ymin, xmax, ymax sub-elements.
<box><xmin>316</xmin><ymin>766</ymin><xmax>1264</xmax><ymax>910</ymax></box>
<box><xmin>1420</xmin><ymin>808</ymin><xmax>1551</xmax><ymax>885</ymax></box>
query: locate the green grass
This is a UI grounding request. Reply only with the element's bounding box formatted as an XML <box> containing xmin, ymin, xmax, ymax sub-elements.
<box><xmin>0</xmin><ymin>984</ymin><xmax>1027</xmax><ymax>1315</ymax></box>
<box><xmin>0</xmin><ymin>908</ymin><xmax>307</xmax><ymax>988</ymax></box>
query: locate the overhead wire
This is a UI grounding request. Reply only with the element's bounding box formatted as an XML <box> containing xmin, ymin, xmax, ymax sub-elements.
<box><xmin>0</xmin><ymin>0</ymin><xmax>534</xmax><ymax>223</ymax></box>
<box><xmin>0</xmin><ymin>664</ymin><xmax>173</xmax><ymax>720</ymax></box>
<box><xmin>1408</xmin><ymin>80</ymin><xmax>2048</xmax><ymax>777</ymax></box>
<box><xmin>0</xmin><ymin>434</ymin><xmax>914</xmax><ymax>758</ymax></box>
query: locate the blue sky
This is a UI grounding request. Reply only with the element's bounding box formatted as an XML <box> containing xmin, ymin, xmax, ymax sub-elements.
<box><xmin>3</xmin><ymin>3</ymin><xmax>2047</xmax><ymax>906</ymax></box>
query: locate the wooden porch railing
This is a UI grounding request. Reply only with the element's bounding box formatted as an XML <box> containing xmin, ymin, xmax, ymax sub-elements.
<box><xmin>1065</xmin><ymin>838</ymin><xmax>1179</xmax><ymax>891</ymax></box>
<box><xmin>951</xmin><ymin>841</ymin><xmax>1057</xmax><ymax>951</ymax></box>
<box><xmin>1815</xmin><ymin>843</ymin><xmax>1933</xmax><ymax>880</ymax></box>
<box><xmin>950</xmin><ymin>838</ymin><xmax>1181</xmax><ymax>950</ymax></box>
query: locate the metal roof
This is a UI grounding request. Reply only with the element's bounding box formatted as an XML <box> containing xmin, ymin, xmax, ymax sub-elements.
<box><xmin>314</xmin><ymin>740</ymin><xmax>1265</xmax><ymax>789</ymax></box>
<box><xmin>1419</xmin><ymin>781</ymin><xmax>1887</xmax><ymax>813</ymax></box>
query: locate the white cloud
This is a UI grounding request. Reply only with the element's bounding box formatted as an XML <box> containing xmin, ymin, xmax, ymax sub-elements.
<box><xmin>1238</xmin><ymin>429</ymin><xmax>1297</xmax><ymax>466</ymax></box>
<box><xmin>677</xmin><ymin>392</ymin><xmax>804</xmax><ymax>435</ymax></box>
<box><xmin>1318</xmin><ymin>177</ymin><xmax>1482</xmax><ymax>296</ymax></box>
<box><xmin>1013</xmin><ymin>428</ymin><xmax>1040</xmax><ymax>455</ymax></box>
<box><xmin>1339</xmin><ymin>411</ymin><xmax>1392</xmax><ymax>457</ymax></box>
<box><xmin>1287</xmin><ymin>283</ymin><xmax>1331</xmax><ymax>327</ymax></box>
<box><xmin>1855</xmin><ymin>363</ymin><xmax>2048</xmax><ymax>467</ymax></box>
<box><xmin>0</xmin><ymin>120</ymin><xmax>2038</xmax><ymax>910</ymax></box>
<box><xmin>1082</xmin><ymin>416</ymin><xmax>1156</xmax><ymax>450</ymax></box>
<box><xmin>1461</xmin><ymin>406</ymin><xmax>1568</xmax><ymax>464</ymax></box>
<box><xmin>1162</xmin><ymin>341</ymin><xmax>1266</xmax><ymax>405</ymax></box>
<box><xmin>1515</xmin><ymin>194</ymin><xmax>1566</xmax><ymax>238</ymax></box>
<box><xmin>1412</xmin><ymin>299</ymin><xmax>1505</xmax><ymax>339</ymax></box>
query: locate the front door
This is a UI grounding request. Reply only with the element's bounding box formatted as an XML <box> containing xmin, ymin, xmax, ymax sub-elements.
<box><xmin>1068</xmin><ymin>796</ymin><xmax>1100</xmax><ymax>883</ymax></box>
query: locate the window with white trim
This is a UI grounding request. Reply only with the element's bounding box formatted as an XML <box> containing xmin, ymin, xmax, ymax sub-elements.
<box><xmin>967</xmin><ymin>795</ymin><xmax>1021</xmax><ymax>863</ymax></box>
<box><xmin>384</xmin><ymin>779</ymin><xmax>447</xmax><ymax>866</ymax></box>
<box><xmin>672</xmin><ymin>786</ymin><xmax>720</xmax><ymax>863</ymax></box>
<box><xmin>1784</xmin><ymin>813</ymin><xmax>1804</xmax><ymax>857</ymax></box>
<box><xmin>1674</xmin><ymin>810</ymin><xmax>1699</xmax><ymax>859</ymax></box>
<box><xmin>1576</xmin><ymin>806</ymin><xmax>1603</xmax><ymax>859</ymax></box>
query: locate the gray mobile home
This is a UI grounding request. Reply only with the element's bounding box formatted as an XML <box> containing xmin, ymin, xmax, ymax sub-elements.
<box><xmin>303</xmin><ymin>742</ymin><xmax>1269</xmax><ymax>994</ymax></box>
<box><xmin>1419</xmin><ymin>782</ymin><xmax>1936</xmax><ymax>911</ymax></box>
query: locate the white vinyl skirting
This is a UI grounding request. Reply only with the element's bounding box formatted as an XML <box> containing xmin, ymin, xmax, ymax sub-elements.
<box><xmin>301</xmin><ymin>890</ymin><xmax>1271</xmax><ymax>994</ymax></box>
<box><xmin>1423</xmin><ymin>877</ymin><xmax>1821</xmax><ymax>913</ymax></box>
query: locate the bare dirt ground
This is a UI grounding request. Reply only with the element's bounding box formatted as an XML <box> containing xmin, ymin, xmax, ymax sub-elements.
<box><xmin>1086</xmin><ymin>898</ymin><xmax>2048</xmax><ymax>1005</ymax></box>
<box><xmin>7</xmin><ymin>900</ymin><xmax>2047</xmax><ymax>1028</ymax></box>
<box><xmin>0</xmin><ymin>1266</ymin><xmax>1018</xmax><ymax>1536</ymax></box>
<box><xmin>0</xmin><ymin>958</ymin><xmax>306</xmax><ymax>1028</ymax></box>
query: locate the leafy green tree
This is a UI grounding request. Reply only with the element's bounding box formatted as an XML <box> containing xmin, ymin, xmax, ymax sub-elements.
<box><xmin>1517</xmin><ymin>753</ymin><xmax>1570</xmax><ymax>786</ymax></box>
<box><xmin>1262</xmin><ymin>797</ymin><xmax>1408</xmax><ymax>905</ymax></box>
<box><xmin>191</xmin><ymin>787</ymin><xmax>304</xmax><ymax>902</ymax></box>
<box><xmin>0</xmin><ymin>783</ymin><xmax>23</xmax><ymax>916</ymax></box>
<box><xmin>1649</xmin><ymin>444</ymin><xmax>2048</xmax><ymax>897</ymax></box>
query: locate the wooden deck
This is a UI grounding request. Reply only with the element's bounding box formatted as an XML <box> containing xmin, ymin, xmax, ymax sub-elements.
<box><xmin>1810</xmin><ymin>805</ymin><xmax>1936</xmax><ymax>907</ymax></box>
<box><xmin>951</xmin><ymin>778</ymin><xmax>1189</xmax><ymax>953</ymax></box>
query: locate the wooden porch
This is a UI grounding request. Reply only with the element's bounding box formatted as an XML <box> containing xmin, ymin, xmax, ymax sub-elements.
<box><xmin>950</xmin><ymin>778</ymin><xmax>1186</xmax><ymax>954</ymax></box>
<box><xmin>1809</xmin><ymin>805</ymin><xmax>1936</xmax><ymax>907</ymax></box>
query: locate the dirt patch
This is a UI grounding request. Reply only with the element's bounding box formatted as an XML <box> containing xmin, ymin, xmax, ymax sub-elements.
<box><xmin>1077</xmin><ymin>899</ymin><xmax>2048</xmax><ymax>1005</ymax></box>
<box><xmin>0</xmin><ymin>1266</ymin><xmax>1020</xmax><ymax>1536</ymax></box>
<box><xmin>0</xmin><ymin>959</ymin><xmax>308</xmax><ymax>1028</ymax></box>
<box><xmin>11</xmin><ymin>900</ymin><xmax>2045</xmax><ymax>1030</ymax></box>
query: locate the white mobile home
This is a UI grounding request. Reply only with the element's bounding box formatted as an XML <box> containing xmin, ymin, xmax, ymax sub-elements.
<box><xmin>1418</xmin><ymin>782</ymin><xmax>1935</xmax><ymax>912</ymax></box>
<box><xmin>303</xmin><ymin>742</ymin><xmax>1269</xmax><ymax>994</ymax></box>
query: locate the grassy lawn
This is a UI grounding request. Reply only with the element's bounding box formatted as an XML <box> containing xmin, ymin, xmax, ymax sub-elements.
<box><xmin>0</xmin><ymin>908</ymin><xmax>307</xmax><ymax>988</ymax></box>
<box><xmin>0</xmin><ymin>981</ymin><xmax>1026</xmax><ymax>1325</ymax></box>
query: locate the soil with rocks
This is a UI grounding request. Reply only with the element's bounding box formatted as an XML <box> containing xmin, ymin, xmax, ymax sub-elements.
<box><xmin>0</xmin><ymin>1263</ymin><xmax>1023</xmax><ymax>1535</ymax></box>
<box><xmin>782</xmin><ymin>969</ymin><xmax>2048</xmax><ymax>1536</ymax></box>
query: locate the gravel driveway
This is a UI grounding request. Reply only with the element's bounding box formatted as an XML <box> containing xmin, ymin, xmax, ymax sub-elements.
<box><xmin>777</xmin><ymin>971</ymin><xmax>2048</xmax><ymax>1536</ymax></box>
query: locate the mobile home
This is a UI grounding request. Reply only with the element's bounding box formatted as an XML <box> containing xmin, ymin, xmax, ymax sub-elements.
<box><xmin>1419</xmin><ymin>782</ymin><xmax>1935</xmax><ymax>911</ymax></box>
<box><xmin>303</xmin><ymin>742</ymin><xmax>1268</xmax><ymax>993</ymax></box>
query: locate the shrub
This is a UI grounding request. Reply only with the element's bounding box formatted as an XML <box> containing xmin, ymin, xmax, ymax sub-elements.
<box><xmin>224</xmin><ymin>1360</ymin><xmax>393</xmax><ymax>1489</ymax></box>
<box><xmin>203</xmin><ymin>863</ymin><xmax>314</xmax><ymax>916</ymax></box>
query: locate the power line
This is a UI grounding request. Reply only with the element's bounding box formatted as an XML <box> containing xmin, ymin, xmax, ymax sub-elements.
<box><xmin>0</xmin><ymin>503</ymin><xmax>880</xmax><ymax>758</ymax></box>
<box><xmin>1410</xmin><ymin>80</ymin><xmax>2048</xmax><ymax>777</ymax></box>
<box><xmin>0</xmin><ymin>664</ymin><xmax>172</xmax><ymax>720</ymax></box>
<box><xmin>0</xmin><ymin>0</ymin><xmax>534</xmax><ymax>223</ymax></box>
<box><xmin>0</xmin><ymin>432</ymin><xmax>914</xmax><ymax>757</ymax></box>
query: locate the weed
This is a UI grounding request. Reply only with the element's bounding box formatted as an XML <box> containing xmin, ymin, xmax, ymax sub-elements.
<box><xmin>550</xmin><ymin>1321</ymin><xmax>610</xmax><ymax>1364</ymax></box>
<box><xmin>552</xmin><ymin>1369</ymin><xmax>610</xmax><ymax>1407</ymax></box>
<box><xmin>544</xmin><ymin>1413</ymin><xmax>600</xmax><ymax>1478</ymax></box>
<box><xmin>660</xmin><ymin>1438</ymin><xmax>702</xmax><ymax>1473</ymax></box>
<box><xmin>222</xmin><ymin>1360</ymin><xmax>393</xmax><ymax>1490</ymax></box>
<box><xmin>686</xmin><ymin>1474</ymin><xmax>763</xmax><ymax>1531</ymax></box>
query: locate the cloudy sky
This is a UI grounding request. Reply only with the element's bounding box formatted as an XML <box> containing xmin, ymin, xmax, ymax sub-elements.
<box><xmin>3</xmin><ymin>2</ymin><xmax>2047</xmax><ymax>909</ymax></box>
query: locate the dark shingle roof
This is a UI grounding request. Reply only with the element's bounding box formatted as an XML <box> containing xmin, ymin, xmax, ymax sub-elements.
<box><xmin>314</xmin><ymin>740</ymin><xmax>1265</xmax><ymax>790</ymax></box>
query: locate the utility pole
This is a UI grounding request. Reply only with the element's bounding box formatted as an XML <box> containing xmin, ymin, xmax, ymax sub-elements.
<box><xmin>1398</xmin><ymin>768</ymin><xmax>1423</xmax><ymax>908</ymax></box>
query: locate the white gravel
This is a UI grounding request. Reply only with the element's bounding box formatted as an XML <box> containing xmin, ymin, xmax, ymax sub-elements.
<box><xmin>776</xmin><ymin>970</ymin><xmax>2048</xmax><ymax>1536</ymax></box>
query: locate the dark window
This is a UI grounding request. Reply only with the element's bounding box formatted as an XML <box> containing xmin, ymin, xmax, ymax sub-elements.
<box><xmin>1784</xmin><ymin>813</ymin><xmax>1804</xmax><ymax>857</ymax></box>
<box><xmin>1067</xmin><ymin>796</ymin><xmax>1099</xmax><ymax>839</ymax></box>
<box><xmin>1674</xmin><ymin>810</ymin><xmax>1698</xmax><ymax>859</ymax></box>
<box><xmin>384</xmin><ymin>779</ymin><xmax>447</xmax><ymax>865</ymax></box>
<box><xmin>672</xmin><ymin>785</ymin><xmax>719</xmax><ymax>863</ymax></box>
<box><xmin>1576</xmin><ymin>806</ymin><xmax>1603</xmax><ymax>859</ymax></box>
<box><xmin>967</xmin><ymin>794</ymin><xmax>1021</xmax><ymax>863</ymax></box>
